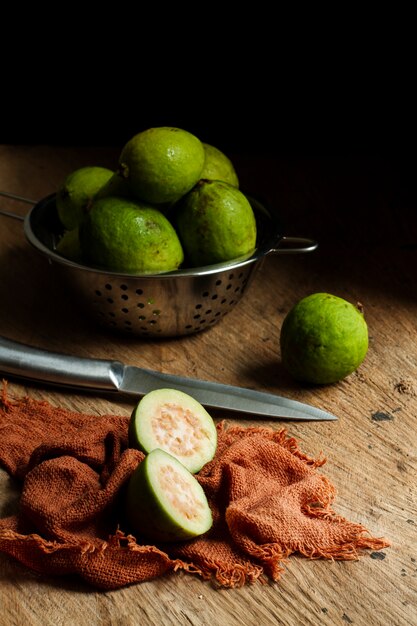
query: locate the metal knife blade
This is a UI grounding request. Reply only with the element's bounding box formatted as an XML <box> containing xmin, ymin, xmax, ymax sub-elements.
<box><xmin>0</xmin><ymin>335</ymin><xmax>337</xmax><ymax>421</ymax></box>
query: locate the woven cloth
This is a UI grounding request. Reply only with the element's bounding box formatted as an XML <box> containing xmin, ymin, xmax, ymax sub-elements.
<box><xmin>0</xmin><ymin>384</ymin><xmax>389</xmax><ymax>589</ymax></box>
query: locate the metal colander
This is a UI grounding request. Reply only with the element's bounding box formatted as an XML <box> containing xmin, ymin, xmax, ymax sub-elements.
<box><xmin>1</xmin><ymin>191</ymin><xmax>317</xmax><ymax>338</ymax></box>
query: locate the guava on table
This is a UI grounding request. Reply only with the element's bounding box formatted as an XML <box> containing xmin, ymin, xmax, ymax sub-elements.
<box><xmin>56</xmin><ymin>166</ymin><xmax>114</xmax><ymax>230</ymax></box>
<box><xmin>200</xmin><ymin>143</ymin><xmax>239</xmax><ymax>187</ymax></box>
<box><xmin>79</xmin><ymin>196</ymin><xmax>184</xmax><ymax>273</ymax></box>
<box><xmin>118</xmin><ymin>126</ymin><xmax>205</xmax><ymax>205</ymax></box>
<box><xmin>125</xmin><ymin>448</ymin><xmax>213</xmax><ymax>543</ymax></box>
<box><xmin>129</xmin><ymin>388</ymin><xmax>217</xmax><ymax>474</ymax></box>
<box><xmin>174</xmin><ymin>179</ymin><xmax>257</xmax><ymax>267</ymax></box>
<box><xmin>280</xmin><ymin>292</ymin><xmax>369</xmax><ymax>384</ymax></box>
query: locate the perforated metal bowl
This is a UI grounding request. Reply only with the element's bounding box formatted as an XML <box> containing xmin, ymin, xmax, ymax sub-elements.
<box><xmin>22</xmin><ymin>193</ymin><xmax>317</xmax><ymax>338</ymax></box>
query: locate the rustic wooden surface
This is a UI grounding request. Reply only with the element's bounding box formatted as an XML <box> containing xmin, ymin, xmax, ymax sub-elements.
<box><xmin>0</xmin><ymin>145</ymin><xmax>416</xmax><ymax>626</ymax></box>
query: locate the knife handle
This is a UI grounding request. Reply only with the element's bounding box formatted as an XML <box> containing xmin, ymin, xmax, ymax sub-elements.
<box><xmin>0</xmin><ymin>335</ymin><xmax>124</xmax><ymax>392</ymax></box>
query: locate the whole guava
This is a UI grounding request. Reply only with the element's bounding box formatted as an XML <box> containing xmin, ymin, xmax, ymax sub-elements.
<box><xmin>118</xmin><ymin>126</ymin><xmax>205</xmax><ymax>205</ymax></box>
<box><xmin>174</xmin><ymin>180</ymin><xmax>257</xmax><ymax>266</ymax></box>
<box><xmin>95</xmin><ymin>171</ymin><xmax>131</xmax><ymax>200</ymax></box>
<box><xmin>280</xmin><ymin>292</ymin><xmax>368</xmax><ymax>384</ymax></box>
<box><xmin>56</xmin><ymin>166</ymin><xmax>114</xmax><ymax>230</ymax></box>
<box><xmin>56</xmin><ymin>228</ymin><xmax>81</xmax><ymax>261</ymax></box>
<box><xmin>200</xmin><ymin>143</ymin><xmax>239</xmax><ymax>187</ymax></box>
<box><xmin>79</xmin><ymin>196</ymin><xmax>184</xmax><ymax>273</ymax></box>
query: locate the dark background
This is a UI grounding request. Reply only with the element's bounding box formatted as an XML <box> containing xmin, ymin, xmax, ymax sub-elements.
<box><xmin>2</xmin><ymin>67</ymin><xmax>414</xmax><ymax>159</ymax></box>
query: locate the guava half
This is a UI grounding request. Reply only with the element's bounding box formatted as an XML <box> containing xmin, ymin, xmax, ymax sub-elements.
<box><xmin>125</xmin><ymin>448</ymin><xmax>213</xmax><ymax>542</ymax></box>
<box><xmin>128</xmin><ymin>388</ymin><xmax>217</xmax><ymax>474</ymax></box>
<box><xmin>280</xmin><ymin>292</ymin><xmax>369</xmax><ymax>384</ymax></box>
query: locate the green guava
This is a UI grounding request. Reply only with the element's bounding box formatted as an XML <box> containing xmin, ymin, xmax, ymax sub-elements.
<box><xmin>174</xmin><ymin>180</ymin><xmax>257</xmax><ymax>266</ymax></box>
<box><xmin>79</xmin><ymin>196</ymin><xmax>184</xmax><ymax>273</ymax></box>
<box><xmin>55</xmin><ymin>228</ymin><xmax>81</xmax><ymax>261</ymax></box>
<box><xmin>129</xmin><ymin>388</ymin><xmax>217</xmax><ymax>474</ymax></box>
<box><xmin>95</xmin><ymin>171</ymin><xmax>131</xmax><ymax>199</ymax></box>
<box><xmin>56</xmin><ymin>166</ymin><xmax>114</xmax><ymax>230</ymax></box>
<box><xmin>280</xmin><ymin>292</ymin><xmax>369</xmax><ymax>384</ymax></box>
<box><xmin>118</xmin><ymin>126</ymin><xmax>205</xmax><ymax>205</ymax></box>
<box><xmin>200</xmin><ymin>143</ymin><xmax>239</xmax><ymax>187</ymax></box>
<box><xmin>125</xmin><ymin>448</ymin><xmax>213</xmax><ymax>543</ymax></box>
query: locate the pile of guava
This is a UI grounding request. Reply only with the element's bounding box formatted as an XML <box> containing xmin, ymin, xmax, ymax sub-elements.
<box><xmin>55</xmin><ymin>126</ymin><xmax>257</xmax><ymax>274</ymax></box>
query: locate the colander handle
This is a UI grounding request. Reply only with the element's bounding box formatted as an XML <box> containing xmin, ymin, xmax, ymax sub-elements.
<box><xmin>270</xmin><ymin>236</ymin><xmax>318</xmax><ymax>254</ymax></box>
<box><xmin>0</xmin><ymin>335</ymin><xmax>124</xmax><ymax>392</ymax></box>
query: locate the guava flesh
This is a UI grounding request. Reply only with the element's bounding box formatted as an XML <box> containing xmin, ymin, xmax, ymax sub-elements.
<box><xmin>125</xmin><ymin>448</ymin><xmax>213</xmax><ymax>542</ymax></box>
<box><xmin>129</xmin><ymin>388</ymin><xmax>217</xmax><ymax>473</ymax></box>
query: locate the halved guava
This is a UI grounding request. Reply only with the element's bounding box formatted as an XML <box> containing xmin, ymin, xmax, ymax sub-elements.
<box><xmin>128</xmin><ymin>388</ymin><xmax>217</xmax><ymax>474</ymax></box>
<box><xmin>125</xmin><ymin>448</ymin><xmax>213</xmax><ymax>542</ymax></box>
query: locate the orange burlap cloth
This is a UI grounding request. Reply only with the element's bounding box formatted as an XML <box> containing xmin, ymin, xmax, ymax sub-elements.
<box><xmin>0</xmin><ymin>385</ymin><xmax>389</xmax><ymax>590</ymax></box>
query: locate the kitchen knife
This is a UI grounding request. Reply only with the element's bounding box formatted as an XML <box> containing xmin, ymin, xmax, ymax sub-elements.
<box><xmin>0</xmin><ymin>335</ymin><xmax>337</xmax><ymax>421</ymax></box>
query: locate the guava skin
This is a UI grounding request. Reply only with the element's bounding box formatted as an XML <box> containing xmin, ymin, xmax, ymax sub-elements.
<box><xmin>79</xmin><ymin>196</ymin><xmax>184</xmax><ymax>273</ymax></box>
<box><xmin>174</xmin><ymin>180</ymin><xmax>257</xmax><ymax>267</ymax></box>
<box><xmin>119</xmin><ymin>127</ymin><xmax>205</xmax><ymax>205</ymax></box>
<box><xmin>56</xmin><ymin>166</ymin><xmax>114</xmax><ymax>230</ymax></box>
<box><xmin>200</xmin><ymin>143</ymin><xmax>239</xmax><ymax>187</ymax></box>
<box><xmin>280</xmin><ymin>292</ymin><xmax>368</xmax><ymax>384</ymax></box>
<box><xmin>55</xmin><ymin>228</ymin><xmax>81</xmax><ymax>261</ymax></box>
<box><xmin>125</xmin><ymin>449</ymin><xmax>213</xmax><ymax>543</ymax></box>
<box><xmin>95</xmin><ymin>171</ymin><xmax>131</xmax><ymax>199</ymax></box>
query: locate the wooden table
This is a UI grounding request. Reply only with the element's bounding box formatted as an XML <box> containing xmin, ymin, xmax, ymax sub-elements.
<box><xmin>0</xmin><ymin>145</ymin><xmax>415</xmax><ymax>625</ymax></box>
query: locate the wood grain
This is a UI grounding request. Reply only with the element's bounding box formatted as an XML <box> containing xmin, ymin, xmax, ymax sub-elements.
<box><xmin>0</xmin><ymin>145</ymin><xmax>416</xmax><ymax>626</ymax></box>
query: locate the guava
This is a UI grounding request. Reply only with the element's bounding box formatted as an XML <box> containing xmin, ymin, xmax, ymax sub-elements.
<box><xmin>174</xmin><ymin>179</ymin><xmax>257</xmax><ymax>266</ymax></box>
<box><xmin>79</xmin><ymin>196</ymin><xmax>184</xmax><ymax>273</ymax></box>
<box><xmin>280</xmin><ymin>292</ymin><xmax>369</xmax><ymax>384</ymax></box>
<box><xmin>55</xmin><ymin>228</ymin><xmax>81</xmax><ymax>261</ymax></box>
<box><xmin>56</xmin><ymin>166</ymin><xmax>114</xmax><ymax>230</ymax></box>
<box><xmin>95</xmin><ymin>171</ymin><xmax>131</xmax><ymax>199</ymax></box>
<box><xmin>200</xmin><ymin>143</ymin><xmax>239</xmax><ymax>187</ymax></box>
<box><xmin>118</xmin><ymin>126</ymin><xmax>205</xmax><ymax>205</ymax></box>
<box><xmin>129</xmin><ymin>388</ymin><xmax>217</xmax><ymax>474</ymax></box>
<box><xmin>125</xmin><ymin>448</ymin><xmax>213</xmax><ymax>543</ymax></box>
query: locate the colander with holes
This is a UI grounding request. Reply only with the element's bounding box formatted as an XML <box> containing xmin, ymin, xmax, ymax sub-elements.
<box><xmin>1</xmin><ymin>192</ymin><xmax>318</xmax><ymax>338</ymax></box>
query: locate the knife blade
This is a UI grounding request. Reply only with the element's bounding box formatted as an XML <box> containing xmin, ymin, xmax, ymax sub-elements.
<box><xmin>0</xmin><ymin>335</ymin><xmax>337</xmax><ymax>421</ymax></box>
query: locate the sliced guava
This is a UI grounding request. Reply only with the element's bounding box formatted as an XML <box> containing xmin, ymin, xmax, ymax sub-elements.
<box><xmin>128</xmin><ymin>388</ymin><xmax>217</xmax><ymax>474</ymax></box>
<box><xmin>125</xmin><ymin>448</ymin><xmax>213</xmax><ymax>542</ymax></box>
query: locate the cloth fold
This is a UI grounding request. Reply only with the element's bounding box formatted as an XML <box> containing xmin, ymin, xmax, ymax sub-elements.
<box><xmin>0</xmin><ymin>383</ymin><xmax>389</xmax><ymax>590</ymax></box>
